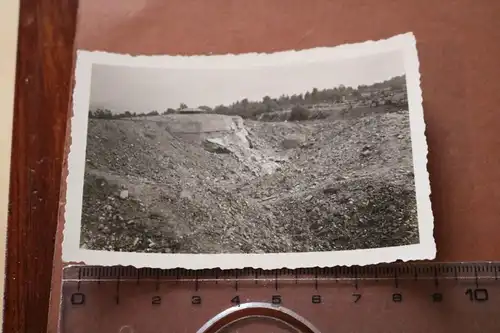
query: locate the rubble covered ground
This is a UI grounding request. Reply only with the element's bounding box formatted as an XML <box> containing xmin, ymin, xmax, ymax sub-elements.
<box><xmin>80</xmin><ymin>107</ymin><xmax>420</xmax><ymax>254</ymax></box>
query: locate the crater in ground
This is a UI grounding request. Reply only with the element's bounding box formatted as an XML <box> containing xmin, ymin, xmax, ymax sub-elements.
<box><xmin>81</xmin><ymin>110</ymin><xmax>419</xmax><ymax>254</ymax></box>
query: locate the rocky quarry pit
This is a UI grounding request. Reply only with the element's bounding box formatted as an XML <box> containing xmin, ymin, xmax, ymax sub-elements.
<box><xmin>81</xmin><ymin>110</ymin><xmax>420</xmax><ymax>254</ymax></box>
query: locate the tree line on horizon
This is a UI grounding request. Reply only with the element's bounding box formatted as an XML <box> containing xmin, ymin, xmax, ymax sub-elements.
<box><xmin>89</xmin><ymin>75</ymin><xmax>406</xmax><ymax>120</ymax></box>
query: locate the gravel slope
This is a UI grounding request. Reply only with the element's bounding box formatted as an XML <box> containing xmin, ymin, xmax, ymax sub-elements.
<box><xmin>80</xmin><ymin>110</ymin><xmax>420</xmax><ymax>254</ymax></box>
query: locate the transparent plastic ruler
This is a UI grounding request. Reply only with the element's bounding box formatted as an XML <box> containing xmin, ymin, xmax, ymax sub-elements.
<box><xmin>59</xmin><ymin>262</ymin><xmax>500</xmax><ymax>333</ymax></box>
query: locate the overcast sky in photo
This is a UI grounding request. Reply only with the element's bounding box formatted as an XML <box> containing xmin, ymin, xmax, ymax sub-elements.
<box><xmin>89</xmin><ymin>50</ymin><xmax>405</xmax><ymax>114</ymax></box>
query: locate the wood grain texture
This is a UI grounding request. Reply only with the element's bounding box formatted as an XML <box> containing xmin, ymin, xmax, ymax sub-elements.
<box><xmin>51</xmin><ymin>0</ymin><xmax>500</xmax><ymax>330</ymax></box>
<box><xmin>72</xmin><ymin>0</ymin><xmax>500</xmax><ymax>262</ymax></box>
<box><xmin>48</xmin><ymin>1</ymin><xmax>500</xmax><ymax>330</ymax></box>
<box><xmin>3</xmin><ymin>1</ymin><xmax>79</xmax><ymax>333</ymax></box>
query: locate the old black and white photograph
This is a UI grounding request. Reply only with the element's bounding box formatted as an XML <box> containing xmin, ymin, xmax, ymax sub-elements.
<box><xmin>63</xmin><ymin>33</ymin><xmax>435</xmax><ymax>269</ymax></box>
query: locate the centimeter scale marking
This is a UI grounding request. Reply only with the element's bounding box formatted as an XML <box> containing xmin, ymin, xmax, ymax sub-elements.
<box><xmin>62</xmin><ymin>262</ymin><xmax>500</xmax><ymax>301</ymax></box>
<box><xmin>65</xmin><ymin>262</ymin><xmax>500</xmax><ymax>283</ymax></box>
<box><xmin>60</xmin><ymin>262</ymin><xmax>500</xmax><ymax>333</ymax></box>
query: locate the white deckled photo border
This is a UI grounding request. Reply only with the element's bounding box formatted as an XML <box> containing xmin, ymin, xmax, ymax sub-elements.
<box><xmin>62</xmin><ymin>32</ymin><xmax>435</xmax><ymax>270</ymax></box>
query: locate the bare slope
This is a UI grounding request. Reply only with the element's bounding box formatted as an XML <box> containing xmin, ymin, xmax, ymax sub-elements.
<box><xmin>80</xmin><ymin>112</ymin><xmax>419</xmax><ymax>254</ymax></box>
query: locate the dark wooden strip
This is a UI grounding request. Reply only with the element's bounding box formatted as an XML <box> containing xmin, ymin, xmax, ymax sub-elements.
<box><xmin>3</xmin><ymin>1</ymin><xmax>78</xmax><ymax>332</ymax></box>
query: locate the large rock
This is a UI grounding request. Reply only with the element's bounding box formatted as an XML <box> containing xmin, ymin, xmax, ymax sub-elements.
<box><xmin>164</xmin><ymin>114</ymin><xmax>247</xmax><ymax>135</ymax></box>
<box><xmin>158</xmin><ymin>114</ymin><xmax>251</xmax><ymax>149</ymax></box>
<box><xmin>203</xmin><ymin>138</ymin><xmax>232</xmax><ymax>154</ymax></box>
<box><xmin>119</xmin><ymin>190</ymin><xmax>129</xmax><ymax>199</ymax></box>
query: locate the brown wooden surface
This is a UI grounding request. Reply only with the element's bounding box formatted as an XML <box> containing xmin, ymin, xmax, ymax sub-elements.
<box><xmin>4</xmin><ymin>0</ymin><xmax>500</xmax><ymax>333</ymax></box>
<box><xmin>3</xmin><ymin>1</ymin><xmax>79</xmax><ymax>333</ymax></box>
<box><xmin>72</xmin><ymin>0</ymin><xmax>500</xmax><ymax>262</ymax></box>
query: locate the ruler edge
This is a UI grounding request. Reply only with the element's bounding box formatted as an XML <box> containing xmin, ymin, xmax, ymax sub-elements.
<box><xmin>62</xmin><ymin>261</ymin><xmax>500</xmax><ymax>280</ymax></box>
<box><xmin>58</xmin><ymin>262</ymin><xmax>500</xmax><ymax>333</ymax></box>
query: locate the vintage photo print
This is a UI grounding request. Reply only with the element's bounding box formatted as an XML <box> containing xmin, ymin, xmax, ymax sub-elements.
<box><xmin>62</xmin><ymin>32</ymin><xmax>435</xmax><ymax>269</ymax></box>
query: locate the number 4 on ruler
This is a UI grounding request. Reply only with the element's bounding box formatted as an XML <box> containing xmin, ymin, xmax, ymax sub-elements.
<box><xmin>231</xmin><ymin>296</ymin><xmax>241</xmax><ymax>306</ymax></box>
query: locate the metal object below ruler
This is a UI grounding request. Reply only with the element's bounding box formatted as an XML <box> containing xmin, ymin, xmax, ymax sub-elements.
<box><xmin>59</xmin><ymin>262</ymin><xmax>500</xmax><ymax>333</ymax></box>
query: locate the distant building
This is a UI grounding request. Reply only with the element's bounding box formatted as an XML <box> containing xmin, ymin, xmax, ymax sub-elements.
<box><xmin>178</xmin><ymin>107</ymin><xmax>206</xmax><ymax>114</ymax></box>
<box><xmin>309</xmin><ymin>103</ymin><xmax>334</xmax><ymax>110</ymax></box>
